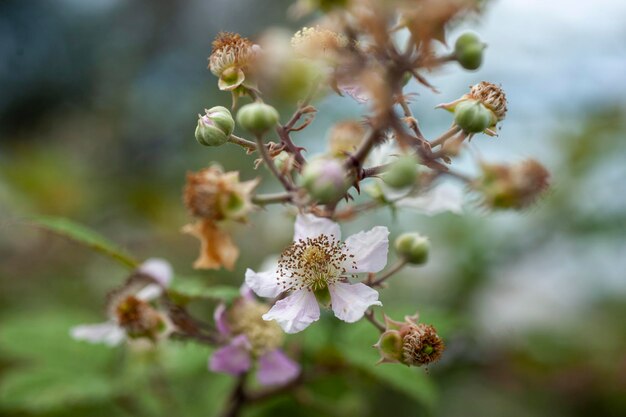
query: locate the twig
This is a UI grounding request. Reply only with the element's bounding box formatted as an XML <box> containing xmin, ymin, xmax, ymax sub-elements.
<box><xmin>220</xmin><ymin>373</ymin><xmax>248</xmax><ymax>417</ymax></box>
<box><xmin>430</xmin><ymin>126</ymin><xmax>462</xmax><ymax>147</ymax></box>
<box><xmin>228</xmin><ymin>134</ymin><xmax>258</xmax><ymax>151</ymax></box>
<box><xmin>252</xmin><ymin>192</ymin><xmax>292</xmax><ymax>205</ymax></box>
<box><xmin>369</xmin><ymin>259</ymin><xmax>408</xmax><ymax>287</ymax></box>
<box><xmin>254</xmin><ymin>134</ymin><xmax>294</xmax><ymax>191</ymax></box>
<box><xmin>364</xmin><ymin>309</ymin><xmax>385</xmax><ymax>333</ymax></box>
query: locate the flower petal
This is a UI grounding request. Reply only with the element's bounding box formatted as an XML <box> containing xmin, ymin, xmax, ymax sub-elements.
<box><xmin>213</xmin><ymin>303</ymin><xmax>230</xmax><ymax>336</ymax></box>
<box><xmin>257</xmin><ymin>349</ymin><xmax>301</xmax><ymax>386</ymax></box>
<box><xmin>209</xmin><ymin>335</ymin><xmax>252</xmax><ymax>375</ymax></box>
<box><xmin>343</xmin><ymin>226</ymin><xmax>389</xmax><ymax>273</ymax></box>
<box><xmin>135</xmin><ymin>284</ymin><xmax>163</xmax><ymax>301</ymax></box>
<box><xmin>329</xmin><ymin>282</ymin><xmax>382</xmax><ymax>323</ymax></box>
<box><xmin>262</xmin><ymin>289</ymin><xmax>320</xmax><ymax>334</ymax></box>
<box><xmin>138</xmin><ymin>258</ymin><xmax>173</xmax><ymax>287</ymax></box>
<box><xmin>293</xmin><ymin>213</ymin><xmax>341</xmax><ymax>242</ymax></box>
<box><xmin>397</xmin><ymin>183</ymin><xmax>464</xmax><ymax>215</ymax></box>
<box><xmin>70</xmin><ymin>321</ymin><xmax>126</xmax><ymax>346</ymax></box>
<box><xmin>245</xmin><ymin>267</ymin><xmax>281</xmax><ymax>298</ymax></box>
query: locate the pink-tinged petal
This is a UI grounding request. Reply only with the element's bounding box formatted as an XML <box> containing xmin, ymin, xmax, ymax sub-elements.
<box><xmin>293</xmin><ymin>213</ymin><xmax>341</xmax><ymax>242</ymax></box>
<box><xmin>397</xmin><ymin>183</ymin><xmax>464</xmax><ymax>215</ymax></box>
<box><xmin>70</xmin><ymin>321</ymin><xmax>126</xmax><ymax>346</ymax></box>
<box><xmin>343</xmin><ymin>226</ymin><xmax>389</xmax><ymax>273</ymax></box>
<box><xmin>213</xmin><ymin>303</ymin><xmax>230</xmax><ymax>336</ymax></box>
<box><xmin>339</xmin><ymin>84</ymin><xmax>369</xmax><ymax>104</ymax></box>
<box><xmin>329</xmin><ymin>282</ymin><xmax>382</xmax><ymax>323</ymax></box>
<box><xmin>209</xmin><ymin>335</ymin><xmax>252</xmax><ymax>375</ymax></box>
<box><xmin>262</xmin><ymin>290</ymin><xmax>320</xmax><ymax>334</ymax></box>
<box><xmin>138</xmin><ymin>258</ymin><xmax>173</xmax><ymax>287</ymax></box>
<box><xmin>239</xmin><ymin>283</ymin><xmax>256</xmax><ymax>301</ymax></box>
<box><xmin>245</xmin><ymin>268</ymin><xmax>282</xmax><ymax>298</ymax></box>
<box><xmin>257</xmin><ymin>349</ymin><xmax>301</xmax><ymax>386</ymax></box>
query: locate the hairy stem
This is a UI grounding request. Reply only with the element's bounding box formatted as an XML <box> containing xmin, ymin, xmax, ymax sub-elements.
<box><xmin>255</xmin><ymin>134</ymin><xmax>294</xmax><ymax>191</ymax></box>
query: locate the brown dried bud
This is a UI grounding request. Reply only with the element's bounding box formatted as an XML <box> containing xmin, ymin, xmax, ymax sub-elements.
<box><xmin>400</xmin><ymin>323</ymin><xmax>445</xmax><ymax>367</ymax></box>
<box><xmin>183</xmin><ymin>166</ymin><xmax>259</xmax><ymax>222</ymax></box>
<box><xmin>115</xmin><ymin>295</ymin><xmax>165</xmax><ymax>340</ymax></box>
<box><xmin>374</xmin><ymin>313</ymin><xmax>445</xmax><ymax>367</ymax></box>
<box><xmin>477</xmin><ymin>159</ymin><xmax>550</xmax><ymax>209</ymax></box>
<box><xmin>468</xmin><ymin>81</ymin><xmax>507</xmax><ymax>121</ymax></box>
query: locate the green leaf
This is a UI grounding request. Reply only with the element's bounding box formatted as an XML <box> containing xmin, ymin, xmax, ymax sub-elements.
<box><xmin>0</xmin><ymin>310</ymin><xmax>121</xmax><ymax>413</ymax></box>
<box><xmin>168</xmin><ymin>276</ymin><xmax>241</xmax><ymax>302</ymax></box>
<box><xmin>29</xmin><ymin>215</ymin><xmax>139</xmax><ymax>269</ymax></box>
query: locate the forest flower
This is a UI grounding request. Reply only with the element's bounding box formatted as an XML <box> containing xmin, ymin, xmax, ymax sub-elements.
<box><xmin>70</xmin><ymin>259</ymin><xmax>173</xmax><ymax>346</ymax></box>
<box><xmin>209</xmin><ymin>286</ymin><xmax>300</xmax><ymax>385</ymax></box>
<box><xmin>246</xmin><ymin>213</ymin><xmax>388</xmax><ymax>333</ymax></box>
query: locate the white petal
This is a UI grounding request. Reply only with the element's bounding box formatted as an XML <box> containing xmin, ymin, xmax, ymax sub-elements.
<box><xmin>70</xmin><ymin>321</ymin><xmax>126</xmax><ymax>346</ymax></box>
<box><xmin>293</xmin><ymin>213</ymin><xmax>341</xmax><ymax>242</ymax></box>
<box><xmin>343</xmin><ymin>226</ymin><xmax>389</xmax><ymax>273</ymax></box>
<box><xmin>245</xmin><ymin>268</ymin><xmax>282</xmax><ymax>298</ymax></box>
<box><xmin>138</xmin><ymin>258</ymin><xmax>173</xmax><ymax>287</ymax></box>
<box><xmin>329</xmin><ymin>282</ymin><xmax>382</xmax><ymax>323</ymax></box>
<box><xmin>397</xmin><ymin>183</ymin><xmax>464</xmax><ymax>215</ymax></box>
<box><xmin>262</xmin><ymin>290</ymin><xmax>320</xmax><ymax>334</ymax></box>
<box><xmin>136</xmin><ymin>283</ymin><xmax>163</xmax><ymax>301</ymax></box>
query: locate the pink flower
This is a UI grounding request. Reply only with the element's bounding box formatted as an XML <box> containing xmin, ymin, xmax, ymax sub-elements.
<box><xmin>246</xmin><ymin>213</ymin><xmax>388</xmax><ymax>333</ymax></box>
<box><xmin>209</xmin><ymin>287</ymin><xmax>300</xmax><ymax>386</ymax></box>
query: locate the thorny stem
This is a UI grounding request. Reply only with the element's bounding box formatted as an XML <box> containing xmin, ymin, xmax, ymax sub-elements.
<box><xmin>276</xmin><ymin>125</ymin><xmax>306</xmax><ymax>167</ymax></box>
<box><xmin>398</xmin><ymin>97</ymin><xmax>426</xmax><ymax>141</ymax></box>
<box><xmin>364</xmin><ymin>309</ymin><xmax>385</xmax><ymax>333</ymax></box>
<box><xmin>254</xmin><ymin>133</ymin><xmax>294</xmax><ymax>191</ymax></box>
<box><xmin>370</xmin><ymin>258</ymin><xmax>408</xmax><ymax>287</ymax></box>
<box><xmin>345</xmin><ymin>128</ymin><xmax>382</xmax><ymax>171</ymax></box>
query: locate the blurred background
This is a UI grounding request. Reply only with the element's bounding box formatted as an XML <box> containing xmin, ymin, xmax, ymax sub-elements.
<box><xmin>1</xmin><ymin>0</ymin><xmax>625</xmax><ymax>416</ymax></box>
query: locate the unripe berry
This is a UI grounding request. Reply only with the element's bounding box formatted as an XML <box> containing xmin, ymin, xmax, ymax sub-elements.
<box><xmin>382</xmin><ymin>155</ymin><xmax>418</xmax><ymax>189</ymax></box>
<box><xmin>454</xmin><ymin>32</ymin><xmax>486</xmax><ymax>71</ymax></box>
<box><xmin>236</xmin><ymin>102</ymin><xmax>280</xmax><ymax>136</ymax></box>
<box><xmin>454</xmin><ymin>100</ymin><xmax>494</xmax><ymax>134</ymax></box>
<box><xmin>394</xmin><ymin>232</ymin><xmax>430</xmax><ymax>265</ymax></box>
<box><xmin>299</xmin><ymin>157</ymin><xmax>350</xmax><ymax>204</ymax></box>
<box><xmin>195</xmin><ymin>106</ymin><xmax>235</xmax><ymax>147</ymax></box>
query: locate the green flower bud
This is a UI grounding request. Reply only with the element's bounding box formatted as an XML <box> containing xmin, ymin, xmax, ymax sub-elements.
<box><xmin>395</xmin><ymin>232</ymin><xmax>430</xmax><ymax>265</ymax></box>
<box><xmin>454</xmin><ymin>32</ymin><xmax>486</xmax><ymax>71</ymax></box>
<box><xmin>195</xmin><ymin>106</ymin><xmax>235</xmax><ymax>147</ymax></box>
<box><xmin>382</xmin><ymin>155</ymin><xmax>418</xmax><ymax>189</ymax></box>
<box><xmin>299</xmin><ymin>157</ymin><xmax>350</xmax><ymax>204</ymax></box>
<box><xmin>454</xmin><ymin>100</ymin><xmax>495</xmax><ymax>134</ymax></box>
<box><xmin>236</xmin><ymin>102</ymin><xmax>280</xmax><ymax>136</ymax></box>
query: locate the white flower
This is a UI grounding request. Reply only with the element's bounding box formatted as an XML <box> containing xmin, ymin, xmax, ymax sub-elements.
<box><xmin>70</xmin><ymin>258</ymin><xmax>173</xmax><ymax>346</ymax></box>
<box><xmin>246</xmin><ymin>214</ymin><xmax>387</xmax><ymax>333</ymax></box>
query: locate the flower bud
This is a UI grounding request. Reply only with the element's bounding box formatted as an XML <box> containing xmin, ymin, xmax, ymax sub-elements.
<box><xmin>374</xmin><ymin>313</ymin><xmax>445</xmax><ymax>367</ymax></box>
<box><xmin>195</xmin><ymin>106</ymin><xmax>235</xmax><ymax>147</ymax></box>
<box><xmin>454</xmin><ymin>32</ymin><xmax>486</xmax><ymax>70</ymax></box>
<box><xmin>236</xmin><ymin>102</ymin><xmax>280</xmax><ymax>136</ymax></box>
<box><xmin>454</xmin><ymin>100</ymin><xmax>495</xmax><ymax>134</ymax></box>
<box><xmin>299</xmin><ymin>157</ymin><xmax>351</xmax><ymax>204</ymax></box>
<box><xmin>394</xmin><ymin>232</ymin><xmax>430</xmax><ymax>265</ymax></box>
<box><xmin>382</xmin><ymin>155</ymin><xmax>418</xmax><ymax>189</ymax></box>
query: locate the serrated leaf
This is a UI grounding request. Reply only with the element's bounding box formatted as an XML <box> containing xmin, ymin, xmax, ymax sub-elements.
<box><xmin>168</xmin><ymin>276</ymin><xmax>240</xmax><ymax>302</ymax></box>
<box><xmin>29</xmin><ymin>215</ymin><xmax>138</xmax><ymax>269</ymax></box>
